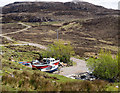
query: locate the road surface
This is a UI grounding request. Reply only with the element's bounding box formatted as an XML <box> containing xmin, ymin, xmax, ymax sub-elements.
<box><xmin>59</xmin><ymin>57</ymin><xmax>88</xmax><ymax>76</ymax></box>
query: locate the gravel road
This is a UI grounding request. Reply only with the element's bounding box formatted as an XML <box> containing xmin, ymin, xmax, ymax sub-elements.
<box><xmin>59</xmin><ymin>57</ymin><xmax>88</xmax><ymax>76</ymax></box>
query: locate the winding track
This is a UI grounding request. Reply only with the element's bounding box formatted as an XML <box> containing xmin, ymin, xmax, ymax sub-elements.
<box><xmin>0</xmin><ymin>22</ymin><xmax>31</xmax><ymax>41</ymax></box>
<box><xmin>1</xmin><ymin>22</ymin><xmax>88</xmax><ymax>75</ymax></box>
<box><xmin>2</xmin><ymin>22</ymin><xmax>31</xmax><ymax>35</ymax></box>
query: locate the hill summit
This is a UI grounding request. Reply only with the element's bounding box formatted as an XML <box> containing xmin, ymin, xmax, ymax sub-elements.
<box><xmin>2</xmin><ymin>1</ymin><xmax>119</xmax><ymax>23</ymax></box>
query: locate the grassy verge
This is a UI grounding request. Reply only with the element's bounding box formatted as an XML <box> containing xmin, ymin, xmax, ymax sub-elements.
<box><xmin>47</xmin><ymin>73</ymin><xmax>78</xmax><ymax>83</ymax></box>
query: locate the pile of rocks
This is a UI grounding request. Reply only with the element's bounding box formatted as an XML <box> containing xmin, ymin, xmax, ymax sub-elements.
<box><xmin>75</xmin><ymin>72</ymin><xmax>96</xmax><ymax>81</ymax></box>
<box><xmin>66</xmin><ymin>72</ymin><xmax>97</xmax><ymax>81</ymax></box>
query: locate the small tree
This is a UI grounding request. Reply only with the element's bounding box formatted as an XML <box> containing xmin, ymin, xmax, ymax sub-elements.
<box><xmin>42</xmin><ymin>40</ymin><xmax>75</xmax><ymax>64</ymax></box>
<box><xmin>87</xmin><ymin>49</ymin><xmax>119</xmax><ymax>82</ymax></box>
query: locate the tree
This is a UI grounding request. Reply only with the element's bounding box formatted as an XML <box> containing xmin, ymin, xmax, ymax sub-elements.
<box><xmin>87</xmin><ymin>49</ymin><xmax>119</xmax><ymax>82</ymax></box>
<box><xmin>42</xmin><ymin>40</ymin><xmax>75</xmax><ymax>64</ymax></box>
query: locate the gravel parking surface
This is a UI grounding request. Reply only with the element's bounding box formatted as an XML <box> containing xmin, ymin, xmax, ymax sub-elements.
<box><xmin>59</xmin><ymin>57</ymin><xmax>88</xmax><ymax>76</ymax></box>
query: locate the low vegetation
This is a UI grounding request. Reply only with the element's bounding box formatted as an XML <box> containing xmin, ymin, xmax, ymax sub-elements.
<box><xmin>87</xmin><ymin>49</ymin><xmax>119</xmax><ymax>82</ymax></box>
<box><xmin>2</xmin><ymin>46</ymin><xmax>41</xmax><ymax>62</ymax></box>
<box><xmin>1</xmin><ymin>45</ymin><xmax>119</xmax><ymax>91</ymax></box>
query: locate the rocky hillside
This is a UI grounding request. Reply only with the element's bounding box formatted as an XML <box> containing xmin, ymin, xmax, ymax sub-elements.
<box><xmin>2</xmin><ymin>1</ymin><xmax>119</xmax><ymax>23</ymax></box>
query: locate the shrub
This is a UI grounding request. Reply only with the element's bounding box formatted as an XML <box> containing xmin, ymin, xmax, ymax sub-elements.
<box><xmin>42</xmin><ymin>40</ymin><xmax>75</xmax><ymax>64</ymax></box>
<box><xmin>87</xmin><ymin>49</ymin><xmax>119</xmax><ymax>82</ymax></box>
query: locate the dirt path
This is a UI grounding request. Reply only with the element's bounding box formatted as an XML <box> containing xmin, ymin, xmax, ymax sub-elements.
<box><xmin>0</xmin><ymin>22</ymin><xmax>31</xmax><ymax>42</ymax></box>
<box><xmin>18</xmin><ymin>41</ymin><xmax>47</xmax><ymax>50</ymax></box>
<box><xmin>0</xmin><ymin>35</ymin><xmax>14</xmax><ymax>41</ymax></box>
<box><xmin>0</xmin><ymin>22</ymin><xmax>47</xmax><ymax>49</ymax></box>
<box><xmin>59</xmin><ymin>57</ymin><xmax>88</xmax><ymax>76</ymax></box>
<box><xmin>2</xmin><ymin>22</ymin><xmax>31</xmax><ymax>35</ymax></box>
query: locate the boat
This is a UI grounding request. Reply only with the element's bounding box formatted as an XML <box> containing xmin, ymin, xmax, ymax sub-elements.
<box><xmin>18</xmin><ymin>58</ymin><xmax>60</xmax><ymax>72</ymax></box>
<box><xmin>18</xmin><ymin>61</ymin><xmax>32</xmax><ymax>68</ymax></box>
<box><xmin>31</xmin><ymin>58</ymin><xmax>60</xmax><ymax>72</ymax></box>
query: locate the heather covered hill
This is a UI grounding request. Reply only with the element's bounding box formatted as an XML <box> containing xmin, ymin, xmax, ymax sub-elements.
<box><xmin>2</xmin><ymin>1</ymin><xmax>118</xmax><ymax>14</ymax></box>
<box><xmin>2</xmin><ymin>1</ymin><xmax>119</xmax><ymax>23</ymax></box>
<box><xmin>7</xmin><ymin>16</ymin><xmax>118</xmax><ymax>57</ymax></box>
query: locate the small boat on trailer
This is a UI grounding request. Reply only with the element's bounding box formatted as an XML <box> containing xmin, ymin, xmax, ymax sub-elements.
<box><xmin>31</xmin><ymin>58</ymin><xmax>60</xmax><ymax>72</ymax></box>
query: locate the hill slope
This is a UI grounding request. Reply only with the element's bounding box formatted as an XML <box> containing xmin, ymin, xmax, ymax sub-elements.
<box><xmin>2</xmin><ymin>1</ymin><xmax>119</xmax><ymax>23</ymax></box>
<box><xmin>5</xmin><ymin>16</ymin><xmax>118</xmax><ymax>57</ymax></box>
<box><xmin>1</xmin><ymin>1</ymin><xmax>119</xmax><ymax>56</ymax></box>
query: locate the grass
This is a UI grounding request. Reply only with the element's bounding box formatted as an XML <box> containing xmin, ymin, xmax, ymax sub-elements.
<box><xmin>2</xmin><ymin>23</ymin><xmax>15</xmax><ymax>25</ymax></box>
<box><xmin>1</xmin><ymin>55</ymin><xmax>79</xmax><ymax>91</ymax></box>
<box><xmin>47</xmin><ymin>73</ymin><xmax>78</xmax><ymax>83</ymax></box>
<box><xmin>1</xmin><ymin>45</ymin><xmax>78</xmax><ymax>91</ymax></box>
<box><xmin>94</xmin><ymin>44</ymin><xmax>118</xmax><ymax>52</ymax></box>
<box><xmin>84</xmin><ymin>37</ymin><xmax>96</xmax><ymax>41</ymax></box>
<box><xmin>2</xmin><ymin>85</ymin><xmax>18</xmax><ymax>91</ymax></box>
<box><xmin>22</xmin><ymin>22</ymin><xmax>41</xmax><ymax>26</ymax></box>
<box><xmin>79</xmin><ymin>32</ymin><xmax>91</xmax><ymax>37</ymax></box>
<box><xmin>73</xmin><ymin>55</ymin><xmax>86</xmax><ymax>60</ymax></box>
<box><xmin>3</xmin><ymin>51</ymin><xmax>40</xmax><ymax>62</ymax></box>
<box><xmin>99</xmin><ymin>39</ymin><xmax>113</xmax><ymax>45</ymax></box>
<box><xmin>48</xmin><ymin>30</ymin><xmax>56</xmax><ymax>34</ymax></box>
<box><xmin>41</xmin><ymin>21</ymin><xmax>63</xmax><ymax>26</ymax></box>
<box><xmin>23</xmin><ymin>21</ymin><xmax>63</xmax><ymax>27</ymax></box>
<box><xmin>2</xmin><ymin>45</ymin><xmax>43</xmax><ymax>62</ymax></box>
<box><xmin>1</xmin><ymin>45</ymin><xmax>119</xmax><ymax>92</ymax></box>
<box><xmin>60</xmin><ymin>22</ymin><xmax>82</xmax><ymax>31</ymax></box>
<box><xmin>106</xmin><ymin>83</ymin><xmax>119</xmax><ymax>91</ymax></box>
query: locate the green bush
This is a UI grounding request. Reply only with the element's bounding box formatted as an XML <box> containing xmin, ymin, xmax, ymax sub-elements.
<box><xmin>87</xmin><ymin>49</ymin><xmax>119</xmax><ymax>82</ymax></box>
<box><xmin>42</xmin><ymin>40</ymin><xmax>75</xmax><ymax>64</ymax></box>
